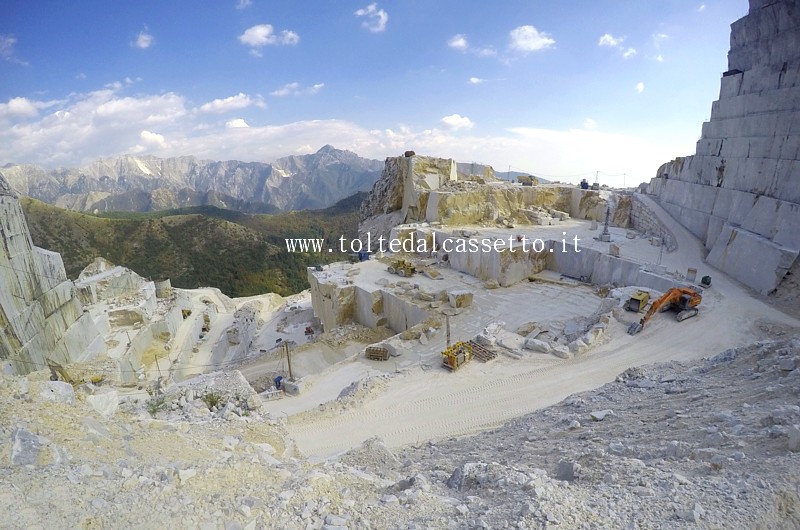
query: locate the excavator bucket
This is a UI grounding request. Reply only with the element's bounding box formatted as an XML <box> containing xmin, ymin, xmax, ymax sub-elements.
<box><xmin>627</xmin><ymin>321</ymin><xmax>643</xmax><ymax>335</ymax></box>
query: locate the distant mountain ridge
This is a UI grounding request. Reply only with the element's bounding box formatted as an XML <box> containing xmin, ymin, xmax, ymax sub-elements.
<box><xmin>1</xmin><ymin>145</ymin><xmax>383</xmax><ymax>213</ymax></box>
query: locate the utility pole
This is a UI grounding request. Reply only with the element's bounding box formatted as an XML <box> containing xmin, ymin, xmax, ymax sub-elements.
<box><xmin>284</xmin><ymin>341</ymin><xmax>293</xmax><ymax>381</ymax></box>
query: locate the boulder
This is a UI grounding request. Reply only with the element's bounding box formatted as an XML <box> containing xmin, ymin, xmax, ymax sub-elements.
<box><xmin>87</xmin><ymin>390</ymin><xmax>119</xmax><ymax>417</ymax></box>
<box><xmin>524</xmin><ymin>338</ymin><xmax>551</xmax><ymax>353</ymax></box>
<box><xmin>448</xmin><ymin>290</ymin><xmax>474</xmax><ymax>308</ymax></box>
<box><xmin>40</xmin><ymin>381</ymin><xmax>75</xmax><ymax>404</ymax></box>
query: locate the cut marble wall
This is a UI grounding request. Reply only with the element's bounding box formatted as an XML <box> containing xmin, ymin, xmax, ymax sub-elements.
<box><xmin>0</xmin><ymin>182</ymin><xmax>104</xmax><ymax>375</ymax></box>
<box><xmin>646</xmin><ymin>0</ymin><xmax>800</xmax><ymax>294</ymax></box>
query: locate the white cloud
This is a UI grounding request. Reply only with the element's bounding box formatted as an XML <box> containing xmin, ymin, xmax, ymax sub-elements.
<box><xmin>652</xmin><ymin>33</ymin><xmax>669</xmax><ymax>48</ymax></box>
<box><xmin>133</xmin><ymin>29</ymin><xmax>154</xmax><ymax>49</ymax></box>
<box><xmin>238</xmin><ymin>24</ymin><xmax>300</xmax><ymax>52</ymax></box>
<box><xmin>236</xmin><ymin>0</ymin><xmax>252</xmax><ymax>9</ymax></box>
<box><xmin>226</xmin><ymin>118</ymin><xmax>249</xmax><ymax>129</ymax></box>
<box><xmin>0</xmin><ymin>83</ymin><xmax>689</xmax><ymax>187</ymax></box>
<box><xmin>509</xmin><ymin>25</ymin><xmax>555</xmax><ymax>52</ymax></box>
<box><xmin>656</xmin><ymin>54</ymin><xmax>664</xmax><ymax>62</ymax></box>
<box><xmin>583</xmin><ymin>118</ymin><xmax>598</xmax><ymax>130</ymax></box>
<box><xmin>198</xmin><ymin>93</ymin><xmax>265</xmax><ymax>113</ymax></box>
<box><xmin>635</xmin><ymin>82</ymin><xmax>645</xmax><ymax>93</ymax></box>
<box><xmin>0</xmin><ymin>33</ymin><xmax>28</xmax><ymax>65</ymax></box>
<box><xmin>140</xmin><ymin>130</ymin><xmax>167</xmax><ymax>147</ymax></box>
<box><xmin>598</xmin><ymin>33</ymin><xmax>624</xmax><ymax>47</ymax></box>
<box><xmin>1</xmin><ymin>97</ymin><xmax>41</xmax><ymax>119</ymax></box>
<box><xmin>280</xmin><ymin>30</ymin><xmax>300</xmax><ymax>45</ymax></box>
<box><xmin>441</xmin><ymin>114</ymin><xmax>474</xmax><ymax>131</ymax></box>
<box><xmin>270</xmin><ymin>82</ymin><xmax>324</xmax><ymax>97</ymax></box>
<box><xmin>698</xmin><ymin>4</ymin><xmax>706</xmax><ymax>12</ymax></box>
<box><xmin>354</xmin><ymin>3</ymin><xmax>388</xmax><ymax>33</ymax></box>
<box><xmin>0</xmin><ymin>34</ymin><xmax>17</xmax><ymax>59</ymax></box>
<box><xmin>599</xmin><ymin>33</ymin><xmax>637</xmax><ymax>60</ymax></box>
<box><xmin>448</xmin><ymin>34</ymin><xmax>468</xmax><ymax>51</ymax></box>
<box><xmin>468</xmin><ymin>77</ymin><xmax>485</xmax><ymax>85</ymax></box>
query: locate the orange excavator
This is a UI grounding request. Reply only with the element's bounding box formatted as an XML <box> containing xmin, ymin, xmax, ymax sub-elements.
<box><xmin>627</xmin><ymin>287</ymin><xmax>702</xmax><ymax>335</ymax></box>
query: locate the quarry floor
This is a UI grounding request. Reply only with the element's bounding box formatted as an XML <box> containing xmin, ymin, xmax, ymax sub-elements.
<box><xmin>236</xmin><ymin>199</ymin><xmax>800</xmax><ymax>461</ymax></box>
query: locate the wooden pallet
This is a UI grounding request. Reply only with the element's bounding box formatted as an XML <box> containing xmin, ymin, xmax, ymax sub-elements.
<box><xmin>468</xmin><ymin>340</ymin><xmax>497</xmax><ymax>363</ymax></box>
<box><xmin>365</xmin><ymin>346</ymin><xmax>389</xmax><ymax>361</ymax></box>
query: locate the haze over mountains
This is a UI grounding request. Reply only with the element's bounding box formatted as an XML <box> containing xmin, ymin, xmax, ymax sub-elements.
<box><xmin>1</xmin><ymin>145</ymin><xmax>383</xmax><ymax>213</ymax></box>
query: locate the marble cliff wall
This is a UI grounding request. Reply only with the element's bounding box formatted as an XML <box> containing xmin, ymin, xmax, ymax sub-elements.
<box><xmin>647</xmin><ymin>0</ymin><xmax>800</xmax><ymax>294</ymax></box>
<box><xmin>0</xmin><ymin>175</ymin><xmax>104</xmax><ymax>374</ymax></box>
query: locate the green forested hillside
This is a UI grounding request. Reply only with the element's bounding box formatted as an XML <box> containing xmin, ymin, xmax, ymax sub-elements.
<box><xmin>20</xmin><ymin>194</ymin><xmax>364</xmax><ymax>297</ymax></box>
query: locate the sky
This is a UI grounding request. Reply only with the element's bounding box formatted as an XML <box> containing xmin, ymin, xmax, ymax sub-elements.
<box><xmin>1</xmin><ymin>0</ymin><xmax>749</xmax><ymax>187</ymax></box>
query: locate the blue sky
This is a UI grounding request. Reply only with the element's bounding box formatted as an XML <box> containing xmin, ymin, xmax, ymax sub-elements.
<box><xmin>1</xmin><ymin>1</ymin><xmax>748</xmax><ymax>186</ymax></box>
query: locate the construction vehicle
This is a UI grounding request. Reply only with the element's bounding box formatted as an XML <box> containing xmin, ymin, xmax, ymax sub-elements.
<box><xmin>387</xmin><ymin>258</ymin><xmax>416</xmax><ymax>277</ymax></box>
<box><xmin>47</xmin><ymin>360</ymin><xmax>104</xmax><ymax>386</ymax></box>
<box><xmin>441</xmin><ymin>341</ymin><xmax>473</xmax><ymax>371</ymax></box>
<box><xmin>627</xmin><ymin>287</ymin><xmax>702</xmax><ymax>335</ymax></box>
<box><xmin>625</xmin><ymin>290</ymin><xmax>650</xmax><ymax>312</ymax></box>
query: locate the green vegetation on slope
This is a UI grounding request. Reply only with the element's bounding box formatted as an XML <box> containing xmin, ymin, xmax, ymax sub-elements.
<box><xmin>20</xmin><ymin>194</ymin><xmax>365</xmax><ymax>297</ymax></box>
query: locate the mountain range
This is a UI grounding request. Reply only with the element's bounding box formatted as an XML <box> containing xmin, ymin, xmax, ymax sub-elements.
<box><xmin>1</xmin><ymin>145</ymin><xmax>383</xmax><ymax>213</ymax></box>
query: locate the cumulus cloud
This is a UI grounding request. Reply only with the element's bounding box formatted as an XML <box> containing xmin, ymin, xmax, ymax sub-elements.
<box><xmin>197</xmin><ymin>93</ymin><xmax>265</xmax><ymax>113</ymax></box>
<box><xmin>509</xmin><ymin>25</ymin><xmax>555</xmax><ymax>52</ymax></box>
<box><xmin>133</xmin><ymin>29</ymin><xmax>154</xmax><ymax>49</ymax></box>
<box><xmin>622</xmin><ymin>48</ymin><xmax>637</xmax><ymax>59</ymax></box>
<box><xmin>140</xmin><ymin>130</ymin><xmax>167</xmax><ymax>147</ymax></box>
<box><xmin>635</xmin><ymin>82</ymin><xmax>645</xmax><ymax>93</ymax></box>
<box><xmin>270</xmin><ymin>82</ymin><xmax>324</xmax><ymax>97</ymax></box>
<box><xmin>0</xmin><ymin>97</ymin><xmax>42</xmax><ymax>119</ymax></box>
<box><xmin>468</xmin><ymin>77</ymin><xmax>485</xmax><ymax>85</ymax></box>
<box><xmin>239</xmin><ymin>24</ymin><xmax>299</xmax><ymax>56</ymax></box>
<box><xmin>583</xmin><ymin>118</ymin><xmax>598</xmax><ymax>130</ymax></box>
<box><xmin>698</xmin><ymin>4</ymin><xmax>706</xmax><ymax>12</ymax></box>
<box><xmin>448</xmin><ymin>34</ymin><xmax>468</xmax><ymax>51</ymax></box>
<box><xmin>226</xmin><ymin>118</ymin><xmax>249</xmax><ymax>128</ymax></box>
<box><xmin>598</xmin><ymin>33</ymin><xmax>624</xmax><ymax>47</ymax></box>
<box><xmin>354</xmin><ymin>3</ymin><xmax>388</xmax><ymax>33</ymax></box>
<box><xmin>236</xmin><ymin>0</ymin><xmax>252</xmax><ymax>9</ymax></box>
<box><xmin>441</xmin><ymin>114</ymin><xmax>474</xmax><ymax>131</ymax></box>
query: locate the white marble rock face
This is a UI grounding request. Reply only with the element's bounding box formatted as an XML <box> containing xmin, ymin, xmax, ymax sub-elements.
<box><xmin>0</xmin><ymin>178</ymin><xmax>103</xmax><ymax>375</ymax></box>
<box><xmin>646</xmin><ymin>0</ymin><xmax>800</xmax><ymax>294</ymax></box>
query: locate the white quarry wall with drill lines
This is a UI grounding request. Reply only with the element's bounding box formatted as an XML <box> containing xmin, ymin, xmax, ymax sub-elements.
<box><xmin>0</xmin><ymin>177</ymin><xmax>104</xmax><ymax>375</ymax></box>
<box><xmin>646</xmin><ymin>0</ymin><xmax>800</xmax><ymax>294</ymax></box>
